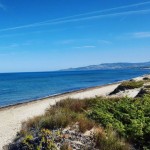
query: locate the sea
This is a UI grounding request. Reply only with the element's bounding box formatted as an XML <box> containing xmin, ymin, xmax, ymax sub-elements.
<box><xmin>0</xmin><ymin>69</ymin><xmax>150</xmax><ymax>107</ymax></box>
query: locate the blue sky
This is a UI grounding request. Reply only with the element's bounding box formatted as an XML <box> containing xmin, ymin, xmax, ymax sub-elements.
<box><xmin>0</xmin><ymin>0</ymin><xmax>150</xmax><ymax>72</ymax></box>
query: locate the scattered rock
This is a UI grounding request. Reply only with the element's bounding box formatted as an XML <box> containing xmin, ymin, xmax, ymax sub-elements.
<box><xmin>7</xmin><ymin>124</ymin><xmax>98</xmax><ymax>150</ymax></box>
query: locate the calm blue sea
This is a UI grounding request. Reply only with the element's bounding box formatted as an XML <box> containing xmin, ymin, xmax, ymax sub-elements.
<box><xmin>0</xmin><ymin>69</ymin><xmax>150</xmax><ymax>107</ymax></box>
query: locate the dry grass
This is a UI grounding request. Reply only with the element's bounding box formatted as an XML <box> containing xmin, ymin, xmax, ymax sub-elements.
<box><xmin>77</xmin><ymin>114</ymin><xmax>95</xmax><ymax>132</ymax></box>
<box><xmin>55</xmin><ymin>98</ymin><xmax>92</xmax><ymax>113</ymax></box>
<box><xmin>22</xmin><ymin>99</ymin><xmax>95</xmax><ymax>132</ymax></box>
<box><xmin>22</xmin><ymin>116</ymin><xmax>42</xmax><ymax>130</ymax></box>
<box><xmin>94</xmin><ymin>127</ymin><xmax>131</xmax><ymax>150</ymax></box>
<box><xmin>17</xmin><ymin>98</ymin><xmax>132</xmax><ymax>150</ymax></box>
<box><xmin>40</xmin><ymin>108</ymin><xmax>77</xmax><ymax>129</ymax></box>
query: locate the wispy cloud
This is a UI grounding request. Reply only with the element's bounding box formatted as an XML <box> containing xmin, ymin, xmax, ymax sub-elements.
<box><xmin>130</xmin><ymin>32</ymin><xmax>150</xmax><ymax>38</ymax></box>
<box><xmin>38</xmin><ymin>1</ymin><xmax>150</xmax><ymax>23</ymax></box>
<box><xmin>74</xmin><ymin>45</ymin><xmax>96</xmax><ymax>49</ymax></box>
<box><xmin>0</xmin><ymin>28</ymin><xmax>67</xmax><ymax>39</ymax></box>
<box><xmin>0</xmin><ymin>41</ymin><xmax>33</xmax><ymax>49</ymax></box>
<box><xmin>117</xmin><ymin>31</ymin><xmax>150</xmax><ymax>40</ymax></box>
<box><xmin>0</xmin><ymin>3</ymin><xmax>6</xmax><ymax>10</ymax></box>
<box><xmin>0</xmin><ymin>43</ymin><xmax>19</xmax><ymax>49</ymax></box>
<box><xmin>56</xmin><ymin>39</ymin><xmax>75</xmax><ymax>45</ymax></box>
<box><xmin>98</xmin><ymin>40</ymin><xmax>112</xmax><ymax>44</ymax></box>
<box><xmin>0</xmin><ymin>1</ymin><xmax>150</xmax><ymax>32</ymax></box>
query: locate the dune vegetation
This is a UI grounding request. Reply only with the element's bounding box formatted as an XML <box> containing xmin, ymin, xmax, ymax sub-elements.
<box><xmin>110</xmin><ymin>80</ymin><xmax>144</xmax><ymax>95</ymax></box>
<box><xmin>7</xmin><ymin>91</ymin><xmax>150</xmax><ymax>150</ymax></box>
<box><xmin>88</xmin><ymin>95</ymin><xmax>150</xmax><ymax>149</ymax></box>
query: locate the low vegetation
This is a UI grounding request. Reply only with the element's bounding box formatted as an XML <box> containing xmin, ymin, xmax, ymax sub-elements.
<box><xmin>120</xmin><ymin>80</ymin><xmax>144</xmax><ymax>88</ymax></box>
<box><xmin>8</xmin><ymin>80</ymin><xmax>150</xmax><ymax>150</ymax></box>
<box><xmin>110</xmin><ymin>80</ymin><xmax>144</xmax><ymax>95</ymax></box>
<box><xmin>20</xmin><ymin>129</ymin><xmax>57</xmax><ymax>150</ymax></box>
<box><xmin>88</xmin><ymin>95</ymin><xmax>150</xmax><ymax>149</ymax></box>
<box><xmin>23</xmin><ymin>99</ymin><xmax>95</xmax><ymax>132</ymax></box>
<box><xmin>94</xmin><ymin>127</ymin><xmax>131</xmax><ymax>150</ymax></box>
<box><xmin>8</xmin><ymin>98</ymin><xmax>131</xmax><ymax>150</ymax></box>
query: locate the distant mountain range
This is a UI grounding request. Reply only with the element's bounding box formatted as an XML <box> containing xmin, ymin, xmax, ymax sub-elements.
<box><xmin>62</xmin><ymin>62</ymin><xmax>150</xmax><ymax>71</ymax></box>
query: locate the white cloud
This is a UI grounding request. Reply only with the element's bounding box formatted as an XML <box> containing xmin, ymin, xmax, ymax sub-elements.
<box><xmin>131</xmin><ymin>32</ymin><xmax>150</xmax><ymax>38</ymax></box>
<box><xmin>56</xmin><ymin>40</ymin><xmax>75</xmax><ymax>45</ymax></box>
<box><xmin>98</xmin><ymin>40</ymin><xmax>112</xmax><ymax>44</ymax></box>
<box><xmin>74</xmin><ymin>45</ymin><xmax>96</xmax><ymax>49</ymax></box>
<box><xmin>0</xmin><ymin>41</ymin><xmax>33</xmax><ymax>49</ymax></box>
<box><xmin>117</xmin><ymin>32</ymin><xmax>150</xmax><ymax>40</ymax></box>
<box><xmin>0</xmin><ymin>43</ymin><xmax>19</xmax><ymax>49</ymax></box>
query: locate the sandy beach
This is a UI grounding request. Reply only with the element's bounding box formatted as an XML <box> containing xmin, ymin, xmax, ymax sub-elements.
<box><xmin>0</xmin><ymin>75</ymin><xmax>149</xmax><ymax>149</ymax></box>
<box><xmin>0</xmin><ymin>82</ymin><xmax>120</xmax><ymax>149</ymax></box>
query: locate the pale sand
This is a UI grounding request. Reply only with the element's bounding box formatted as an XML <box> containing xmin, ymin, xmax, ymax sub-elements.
<box><xmin>110</xmin><ymin>88</ymin><xmax>141</xmax><ymax>98</ymax></box>
<box><xmin>111</xmin><ymin>75</ymin><xmax>150</xmax><ymax>98</ymax></box>
<box><xmin>0</xmin><ymin>83</ymin><xmax>119</xmax><ymax>149</ymax></box>
<box><xmin>133</xmin><ymin>74</ymin><xmax>150</xmax><ymax>81</ymax></box>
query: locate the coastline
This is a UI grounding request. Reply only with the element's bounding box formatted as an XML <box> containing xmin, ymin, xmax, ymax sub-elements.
<box><xmin>0</xmin><ymin>74</ymin><xmax>147</xmax><ymax>149</ymax></box>
<box><xmin>0</xmin><ymin>82</ymin><xmax>120</xmax><ymax>149</ymax></box>
<box><xmin>1</xmin><ymin>71</ymin><xmax>149</xmax><ymax>109</ymax></box>
<box><xmin>0</xmin><ymin>81</ymin><xmax>122</xmax><ymax>111</ymax></box>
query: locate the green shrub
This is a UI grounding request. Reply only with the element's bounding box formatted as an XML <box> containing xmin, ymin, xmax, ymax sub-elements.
<box><xmin>22</xmin><ymin>129</ymin><xmax>57</xmax><ymax>150</ymax></box>
<box><xmin>88</xmin><ymin>95</ymin><xmax>150</xmax><ymax>149</ymax></box>
<box><xmin>14</xmin><ymin>95</ymin><xmax>150</xmax><ymax>150</ymax></box>
<box><xmin>120</xmin><ymin>81</ymin><xmax>144</xmax><ymax>89</ymax></box>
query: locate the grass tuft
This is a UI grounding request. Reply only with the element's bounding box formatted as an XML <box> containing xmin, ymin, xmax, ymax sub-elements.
<box><xmin>77</xmin><ymin>114</ymin><xmax>95</xmax><ymax>132</ymax></box>
<box><xmin>94</xmin><ymin>127</ymin><xmax>131</xmax><ymax>150</ymax></box>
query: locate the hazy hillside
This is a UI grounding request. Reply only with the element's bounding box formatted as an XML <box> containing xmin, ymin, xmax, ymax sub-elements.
<box><xmin>62</xmin><ymin>62</ymin><xmax>150</xmax><ymax>71</ymax></box>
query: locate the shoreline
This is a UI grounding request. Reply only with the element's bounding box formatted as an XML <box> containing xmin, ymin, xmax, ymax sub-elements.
<box><xmin>0</xmin><ymin>81</ymin><xmax>121</xmax><ymax>149</ymax></box>
<box><xmin>0</xmin><ymin>81</ymin><xmax>123</xmax><ymax>111</ymax></box>
<box><xmin>0</xmin><ymin>74</ymin><xmax>148</xmax><ymax>149</ymax></box>
<box><xmin>1</xmin><ymin>73</ymin><xmax>149</xmax><ymax>110</ymax></box>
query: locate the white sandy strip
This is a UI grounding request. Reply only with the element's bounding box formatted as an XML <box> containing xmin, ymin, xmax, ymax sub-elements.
<box><xmin>0</xmin><ymin>83</ymin><xmax>119</xmax><ymax>149</ymax></box>
<box><xmin>133</xmin><ymin>74</ymin><xmax>150</xmax><ymax>81</ymax></box>
<box><xmin>110</xmin><ymin>88</ymin><xmax>141</xmax><ymax>98</ymax></box>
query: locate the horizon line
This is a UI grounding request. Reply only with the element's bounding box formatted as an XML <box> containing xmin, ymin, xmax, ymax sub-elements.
<box><xmin>0</xmin><ymin>61</ymin><xmax>149</xmax><ymax>74</ymax></box>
